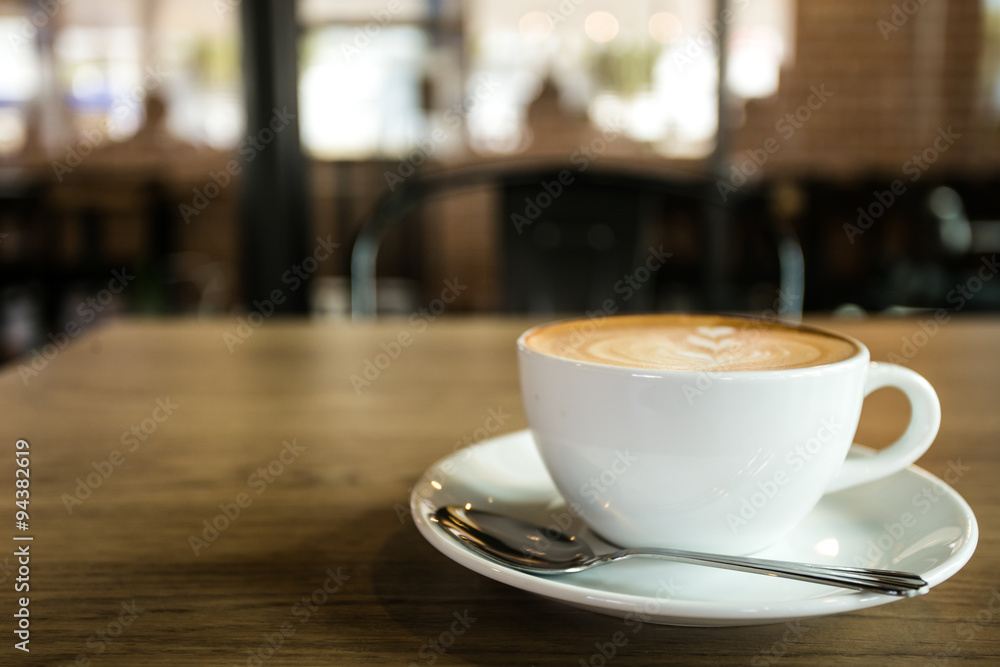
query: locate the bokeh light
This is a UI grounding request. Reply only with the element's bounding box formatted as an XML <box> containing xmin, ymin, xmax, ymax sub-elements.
<box><xmin>648</xmin><ymin>12</ymin><xmax>683</xmax><ymax>43</ymax></box>
<box><xmin>584</xmin><ymin>11</ymin><xmax>619</xmax><ymax>44</ymax></box>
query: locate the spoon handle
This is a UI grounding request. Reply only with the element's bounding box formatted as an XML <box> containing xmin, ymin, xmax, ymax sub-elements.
<box><xmin>602</xmin><ymin>548</ymin><xmax>928</xmax><ymax>597</ymax></box>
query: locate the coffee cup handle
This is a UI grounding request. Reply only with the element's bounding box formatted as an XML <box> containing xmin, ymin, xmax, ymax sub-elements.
<box><xmin>825</xmin><ymin>362</ymin><xmax>941</xmax><ymax>493</ymax></box>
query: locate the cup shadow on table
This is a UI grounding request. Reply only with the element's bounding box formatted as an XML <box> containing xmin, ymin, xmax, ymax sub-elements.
<box><xmin>368</xmin><ymin>516</ymin><xmax>830</xmax><ymax>665</ymax></box>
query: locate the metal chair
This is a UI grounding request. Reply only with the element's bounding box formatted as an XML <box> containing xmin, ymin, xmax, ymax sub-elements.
<box><xmin>350</xmin><ymin>163</ymin><xmax>804</xmax><ymax>320</ymax></box>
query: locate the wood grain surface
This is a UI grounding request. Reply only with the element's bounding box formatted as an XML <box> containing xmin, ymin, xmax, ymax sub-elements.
<box><xmin>0</xmin><ymin>316</ymin><xmax>997</xmax><ymax>665</ymax></box>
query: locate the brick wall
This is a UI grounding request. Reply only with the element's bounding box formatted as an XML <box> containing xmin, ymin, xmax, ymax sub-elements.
<box><xmin>734</xmin><ymin>0</ymin><xmax>997</xmax><ymax>179</ymax></box>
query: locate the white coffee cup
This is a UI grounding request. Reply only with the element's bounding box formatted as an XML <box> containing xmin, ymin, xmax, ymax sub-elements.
<box><xmin>517</xmin><ymin>315</ymin><xmax>941</xmax><ymax>555</ymax></box>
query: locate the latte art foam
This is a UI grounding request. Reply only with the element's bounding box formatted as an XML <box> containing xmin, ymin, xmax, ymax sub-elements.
<box><xmin>525</xmin><ymin>315</ymin><xmax>858</xmax><ymax>371</ymax></box>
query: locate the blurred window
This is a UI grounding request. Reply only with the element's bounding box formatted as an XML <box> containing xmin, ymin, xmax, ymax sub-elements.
<box><xmin>464</xmin><ymin>0</ymin><xmax>794</xmax><ymax>158</ymax></box>
<box><xmin>55</xmin><ymin>25</ymin><xmax>145</xmax><ymax>141</ymax></box>
<box><xmin>297</xmin><ymin>0</ymin><xmax>450</xmax><ymax>159</ymax></box>
<box><xmin>295</xmin><ymin>0</ymin><xmax>792</xmax><ymax>161</ymax></box>
<box><xmin>0</xmin><ymin>0</ymin><xmax>242</xmax><ymax>159</ymax></box>
<box><xmin>0</xmin><ymin>13</ymin><xmax>40</xmax><ymax>155</ymax></box>
<box><xmin>55</xmin><ymin>0</ymin><xmax>243</xmax><ymax>149</ymax></box>
<box><xmin>156</xmin><ymin>29</ymin><xmax>243</xmax><ymax>150</ymax></box>
<box><xmin>299</xmin><ymin>25</ymin><xmax>428</xmax><ymax>159</ymax></box>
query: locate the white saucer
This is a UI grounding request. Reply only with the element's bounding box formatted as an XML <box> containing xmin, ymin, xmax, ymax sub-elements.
<box><xmin>410</xmin><ymin>430</ymin><xmax>978</xmax><ymax>627</ymax></box>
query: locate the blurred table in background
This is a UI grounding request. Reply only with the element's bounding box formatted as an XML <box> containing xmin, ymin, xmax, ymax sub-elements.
<box><xmin>0</xmin><ymin>316</ymin><xmax>997</xmax><ymax>665</ymax></box>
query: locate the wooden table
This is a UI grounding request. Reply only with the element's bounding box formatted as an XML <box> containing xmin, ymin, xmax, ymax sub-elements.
<box><xmin>1</xmin><ymin>316</ymin><xmax>997</xmax><ymax>665</ymax></box>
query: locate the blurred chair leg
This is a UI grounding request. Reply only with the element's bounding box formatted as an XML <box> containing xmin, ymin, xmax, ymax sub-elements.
<box><xmin>776</xmin><ymin>234</ymin><xmax>805</xmax><ymax>322</ymax></box>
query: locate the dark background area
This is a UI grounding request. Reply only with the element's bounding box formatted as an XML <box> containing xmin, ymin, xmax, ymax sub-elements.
<box><xmin>1</xmin><ymin>0</ymin><xmax>999</xmax><ymax>362</ymax></box>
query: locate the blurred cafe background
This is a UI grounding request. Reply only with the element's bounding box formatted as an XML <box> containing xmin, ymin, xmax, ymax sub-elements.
<box><xmin>1</xmin><ymin>0</ymin><xmax>999</xmax><ymax>362</ymax></box>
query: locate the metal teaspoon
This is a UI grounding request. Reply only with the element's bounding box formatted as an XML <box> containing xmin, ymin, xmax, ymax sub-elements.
<box><xmin>433</xmin><ymin>506</ymin><xmax>928</xmax><ymax>597</ymax></box>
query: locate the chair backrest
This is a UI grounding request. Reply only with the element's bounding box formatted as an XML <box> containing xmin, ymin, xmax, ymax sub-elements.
<box><xmin>499</xmin><ymin>169</ymin><xmax>660</xmax><ymax>313</ymax></box>
<box><xmin>350</xmin><ymin>164</ymin><xmax>804</xmax><ymax>319</ymax></box>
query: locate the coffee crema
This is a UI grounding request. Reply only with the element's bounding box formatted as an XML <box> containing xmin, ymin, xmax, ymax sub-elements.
<box><xmin>524</xmin><ymin>314</ymin><xmax>859</xmax><ymax>371</ymax></box>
